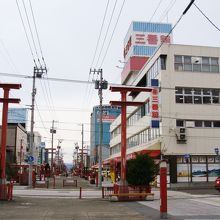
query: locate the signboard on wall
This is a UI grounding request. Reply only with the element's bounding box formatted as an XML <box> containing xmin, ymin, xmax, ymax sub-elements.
<box><xmin>151</xmin><ymin>79</ymin><xmax>159</xmax><ymax>128</ymax></box>
<box><xmin>96</xmin><ymin>110</ymin><xmax>116</xmax><ymax>123</ymax></box>
<box><xmin>123</xmin><ymin>22</ymin><xmax>172</xmax><ymax>60</ymax></box>
<box><xmin>8</xmin><ymin>108</ymin><xmax>28</xmax><ymax>126</ymax></box>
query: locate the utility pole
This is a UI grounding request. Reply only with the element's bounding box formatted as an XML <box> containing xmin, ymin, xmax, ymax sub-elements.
<box><xmin>29</xmin><ymin>66</ymin><xmax>46</xmax><ymax>188</ymax></box>
<box><xmin>57</xmin><ymin>139</ymin><xmax>62</xmax><ymax>174</ymax></box>
<box><xmin>92</xmin><ymin>68</ymin><xmax>108</xmax><ymax>187</ymax></box>
<box><xmin>75</xmin><ymin>142</ymin><xmax>79</xmax><ymax>167</ymax></box>
<box><xmin>81</xmin><ymin>124</ymin><xmax>84</xmax><ymax>177</ymax></box>
<box><xmin>50</xmin><ymin>120</ymin><xmax>56</xmax><ymax>176</ymax></box>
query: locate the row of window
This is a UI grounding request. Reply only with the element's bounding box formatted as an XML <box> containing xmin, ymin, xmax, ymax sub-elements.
<box><xmin>127</xmin><ymin>128</ymin><xmax>160</xmax><ymax>149</ymax></box>
<box><xmin>175</xmin><ymin>87</ymin><xmax>220</xmax><ymax>104</ymax></box>
<box><xmin>177</xmin><ymin>155</ymin><xmax>219</xmax><ymax>164</ymax></box>
<box><xmin>111</xmin><ymin>101</ymin><xmax>152</xmax><ymax>139</ymax></box>
<box><xmin>110</xmin><ymin>128</ymin><xmax>160</xmax><ymax>156</ymax></box>
<box><xmin>176</xmin><ymin>120</ymin><xmax>220</xmax><ymax>128</ymax></box>
<box><xmin>174</xmin><ymin>55</ymin><xmax>219</xmax><ymax>73</ymax></box>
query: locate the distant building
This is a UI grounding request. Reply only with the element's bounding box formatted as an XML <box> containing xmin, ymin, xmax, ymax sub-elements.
<box><xmin>27</xmin><ymin>131</ymin><xmax>42</xmax><ymax>165</ymax></box>
<box><xmin>38</xmin><ymin>142</ymin><xmax>46</xmax><ymax>165</ymax></box>
<box><xmin>90</xmin><ymin>105</ymin><xmax>121</xmax><ymax>166</ymax></box>
<box><xmin>0</xmin><ymin>123</ymin><xmax>27</xmax><ymax>164</ymax></box>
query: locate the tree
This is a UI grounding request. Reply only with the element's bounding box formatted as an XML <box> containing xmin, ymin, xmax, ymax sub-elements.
<box><xmin>126</xmin><ymin>154</ymin><xmax>158</xmax><ymax>186</ymax></box>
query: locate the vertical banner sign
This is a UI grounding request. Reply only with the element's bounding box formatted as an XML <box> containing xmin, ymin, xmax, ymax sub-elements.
<box><xmin>151</xmin><ymin>79</ymin><xmax>159</xmax><ymax>128</ymax></box>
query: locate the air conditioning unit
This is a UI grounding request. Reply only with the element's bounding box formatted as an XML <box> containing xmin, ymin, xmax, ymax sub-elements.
<box><xmin>185</xmin><ymin>121</ymin><xmax>195</xmax><ymax>128</ymax></box>
<box><xmin>176</xmin><ymin>127</ymin><xmax>187</xmax><ymax>144</ymax></box>
<box><xmin>191</xmin><ymin>57</ymin><xmax>201</xmax><ymax>64</ymax></box>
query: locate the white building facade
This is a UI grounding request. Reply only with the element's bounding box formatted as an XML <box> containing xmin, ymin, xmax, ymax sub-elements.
<box><xmin>110</xmin><ymin>44</ymin><xmax>220</xmax><ymax>184</ymax></box>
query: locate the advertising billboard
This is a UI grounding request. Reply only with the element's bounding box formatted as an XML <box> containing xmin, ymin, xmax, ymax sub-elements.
<box><xmin>8</xmin><ymin>108</ymin><xmax>28</xmax><ymax>125</ymax></box>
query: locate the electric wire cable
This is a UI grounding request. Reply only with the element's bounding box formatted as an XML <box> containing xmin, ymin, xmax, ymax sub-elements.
<box><xmin>99</xmin><ymin>0</ymin><xmax>126</xmax><ymax>68</ymax></box>
<box><xmin>35</xmin><ymin>100</ymin><xmax>51</xmax><ymax>136</ymax></box>
<box><xmin>28</xmin><ymin>0</ymin><xmax>47</xmax><ymax>67</ymax></box>
<box><xmin>22</xmin><ymin>0</ymin><xmax>42</xmax><ymax>67</ymax></box>
<box><xmin>193</xmin><ymin>3</ymin><xmax>220</xmax><ymax>32</ymax></box>
<box><xmin>149</xmin><ymin>0</ymin><xmax>164</xmax><ymax>22</ymax></box>
<box><xmin>39</xmin><ymin>79</ymin><xmax>54</xmax><ymax>120</ymax></box>
<box><xmin>95</xmin><ymin>0</ymin><xmax>118</xmax><ymax>68</ymax></box>
<box><xmin>0</xmin><ymin>40</ymin><xmax>20</xmax><ymax>73</ymax></box>
<box><xmin>15</xmin><ymin>0</ymin><xmax>37</xmax><ymax>67</ymax></box>
<box><xmin>157</xmin><ymin>0</ymin><xmax>177</xmax><ymax>22</ymax></box>
<box><xmin>90</xmin><ymin>0</ymin><xmax>110</xmax><ymax>68</ymax></box>
<box><xmin>44</xmin><ymin>74</ymin><xmax>57</xmax><ymax>119</ymax></box>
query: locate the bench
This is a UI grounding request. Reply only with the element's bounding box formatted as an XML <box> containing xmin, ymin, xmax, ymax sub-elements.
<box><xmin>109</xmin><ymin>192</ymin><xmax>154</xmax><ymax>201</ymax></box>
<box><xmin>34</xmin><ymin>180</ymin><xmax>49</xmax><ymax>188</ymax></box>
<box><xmin>63</xmin><ymin>179</ymin><xmax>77</xmax><ymax>187</ymax></box>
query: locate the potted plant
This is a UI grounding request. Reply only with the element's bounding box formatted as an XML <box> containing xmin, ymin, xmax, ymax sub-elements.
<box><xmin>126</xmin><ymin>154</ymin><xmax>158</xmax><ymax>193</ymax></box>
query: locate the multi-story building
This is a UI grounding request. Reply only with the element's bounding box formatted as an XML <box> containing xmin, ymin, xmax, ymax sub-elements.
<box><xmin>121</xmin><ymin>21</ymin><xmax>172</xmax><ymax>85</ymax></box>
<box><xmin>90</xmin><ymin>105</ymin><xmax>121</xmax><ymax>166</ymax></box>
<box><xmin>110</xmin><ymin>42</ymin><xmax>220</xmax><ymax>185</ymax></box>
<box><xmin>0</xmin><ymin>123</ymin><xmax>28</xmax><ymax>164</ymax></box>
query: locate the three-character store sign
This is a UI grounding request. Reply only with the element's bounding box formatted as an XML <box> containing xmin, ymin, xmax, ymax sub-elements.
<box><xmin>151</xmin><ymin>79</ymin><xmax>159</xmax><ymax>128</ymax></box>
<box><xmin>124</xmin><ymin>32</ymin><xmax>171</xmax><ymax>58</ymax></box>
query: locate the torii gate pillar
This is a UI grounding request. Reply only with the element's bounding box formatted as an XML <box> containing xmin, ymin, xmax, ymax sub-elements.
<box><xmin>110</xmin><ymin>86</ymin><xmax>152</xmax><ymax>188</ymax></box>
<box><xmin>0</xmin><ymin>83</ymin><xmax>21</xmax><ymax>200</ymax></box>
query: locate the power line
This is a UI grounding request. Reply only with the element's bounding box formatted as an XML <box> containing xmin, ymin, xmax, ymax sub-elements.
<box><xmin>28</xmin><ymin>0</ymin><xmax>47</xmax><ymax>67</ymax></box>
<box><xmin>99</xmin><ymin>0</ymin><xmax>126</xmax><ymax>68</ymax></box>
<box><xmin>95</xmin><ymin>0</ymin><xmax>118</xmax><ymax>68</ymax></box>
<box><xmin>193</xmin><ymin>3</ymin><xmax>220</xmax><ymax>32</ymax></box>
<box><xmin>157</xmin><ymin>0</ymin><xmax>177</xmax><ymax>22</ymax></box>
<box><xmin>22</xmin><ymin>0</ymin><xmax>41</xmax><ymax>67</ymax></box>
<box><xmin>149</xmin><ymin>0</ymin><xmax>164</xmax><ymax>22</ymax></box>
<box><xmin>90</xmin><ymin>0</ymin><xmax>110</xmax><ymax>68</ymax></box>
<box><xmin>15</xmin><ymin>0</ymin><xmax>37</xmax><ymax>66</ymax></box>
<box><xmin>83</xmin><ymin>0</ymin><xmax>110</xmax><ymax>108</ymax></box>
<box><xmin>35</xmin><ymin>100</ymin><xmax>50</xmax><ymax>136</ymax></box>
<box><xmin>39</xmin><ymin>79</ymin><xmax>54</xmax><ymax>120</ymax></box>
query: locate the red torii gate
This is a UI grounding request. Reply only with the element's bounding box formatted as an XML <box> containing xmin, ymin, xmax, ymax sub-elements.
<box><xmin>110</xmin><ymin>86</ymin><xmax>152</xmax><ymax>187</ymax></box>
<box><xmin>0</xmin><ymin>83</ymin><xmax>21</xmax><ymax>200</ymax></box>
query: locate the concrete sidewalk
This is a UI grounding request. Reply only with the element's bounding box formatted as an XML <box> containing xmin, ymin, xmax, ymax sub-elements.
<box><xmin>0</xmin><ymin>196</ymin><xmax>155</xmax><ymax>220</ymax></box>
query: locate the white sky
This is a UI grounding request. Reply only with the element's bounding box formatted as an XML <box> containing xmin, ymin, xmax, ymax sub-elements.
<box><xmin>0</xmin><ymin>0</ymin><xmax>219</xmax><ymax>164</ymax></box>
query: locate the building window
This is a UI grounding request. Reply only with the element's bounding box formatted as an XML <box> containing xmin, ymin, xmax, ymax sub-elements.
<box><xmin>213</xmin><ymin>121</ymin><xmax>220</xmax><ymax>127</ymax></box>
<box><xmin>175</xmin><ymin>87</ymin><xmax>220</xmax><ymax>105</ymax></box>
<box><xmin>174</xmin><ymin>55</ymin><xmax>219</xmax><ymax>73</ymax></box>
<box><xmin>176</xmin><ymin>119</ymin><xmax>220</xmax><ymax>128</ymax></box>
<box><xmin>204</xmin><ymin>121</ymin><xmax>212</xmax><ymax>127</ymax></box>
<box><xmin>195</xmin><ymin>120</ymin><xmax>203</xmax><ymax>127</ymax></box>
<box><xmin>176</xmin><ymin>120</ymin><xmax>184</xmax><ymax>127</ymax></box>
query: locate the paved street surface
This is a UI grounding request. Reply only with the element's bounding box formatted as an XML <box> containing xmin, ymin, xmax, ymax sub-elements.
<box><xmin>1</xmin><ymin>176</ymin><xmax>220</xmax><ymax>220</ymax></box>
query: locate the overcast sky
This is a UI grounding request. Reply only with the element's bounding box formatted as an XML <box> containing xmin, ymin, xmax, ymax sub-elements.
<box><xmin>0</xmin><ymin>0</ymin><xmax>219</xmax><ymax>164</ymax></box>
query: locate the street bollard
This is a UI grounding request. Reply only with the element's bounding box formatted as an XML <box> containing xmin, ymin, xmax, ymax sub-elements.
<box><xmin>79</xmin><ymin>187</ymin><xmax>82</xmax><ymax>199</ymax></box>
<box><xmin>53</xmin><ymin>176</ymin><xmax>55</xmax><ymax>189</ymax></box>
<box><xmin>102</xmin><ymin>187</ymin><xmax>104</xmax><ymax>198</ymax></box>
<box><xmin>96</xmin><ymin>173</ymin><xmax>98</xmax><ymax>187</ymax></box>
<box><xmin>160</xmin><ymin>160</ymin><xmax>167</xmax><ymax>219</ymax></box>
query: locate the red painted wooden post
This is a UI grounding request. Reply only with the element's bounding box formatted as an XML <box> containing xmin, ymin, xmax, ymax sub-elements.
<box><xmin>160</xmin><ymin>160</ymin><xmax>167</xmax><ymax>219</ymax></box>
<box><xmin>0</xmin><ymin>84</ymin><xmax>21</xmax><ymax>200</ymax></box>
<box><xmin>79</xmin><ymin>187</ymin><xmax>82</xmax><ymax>199</ymax></box>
